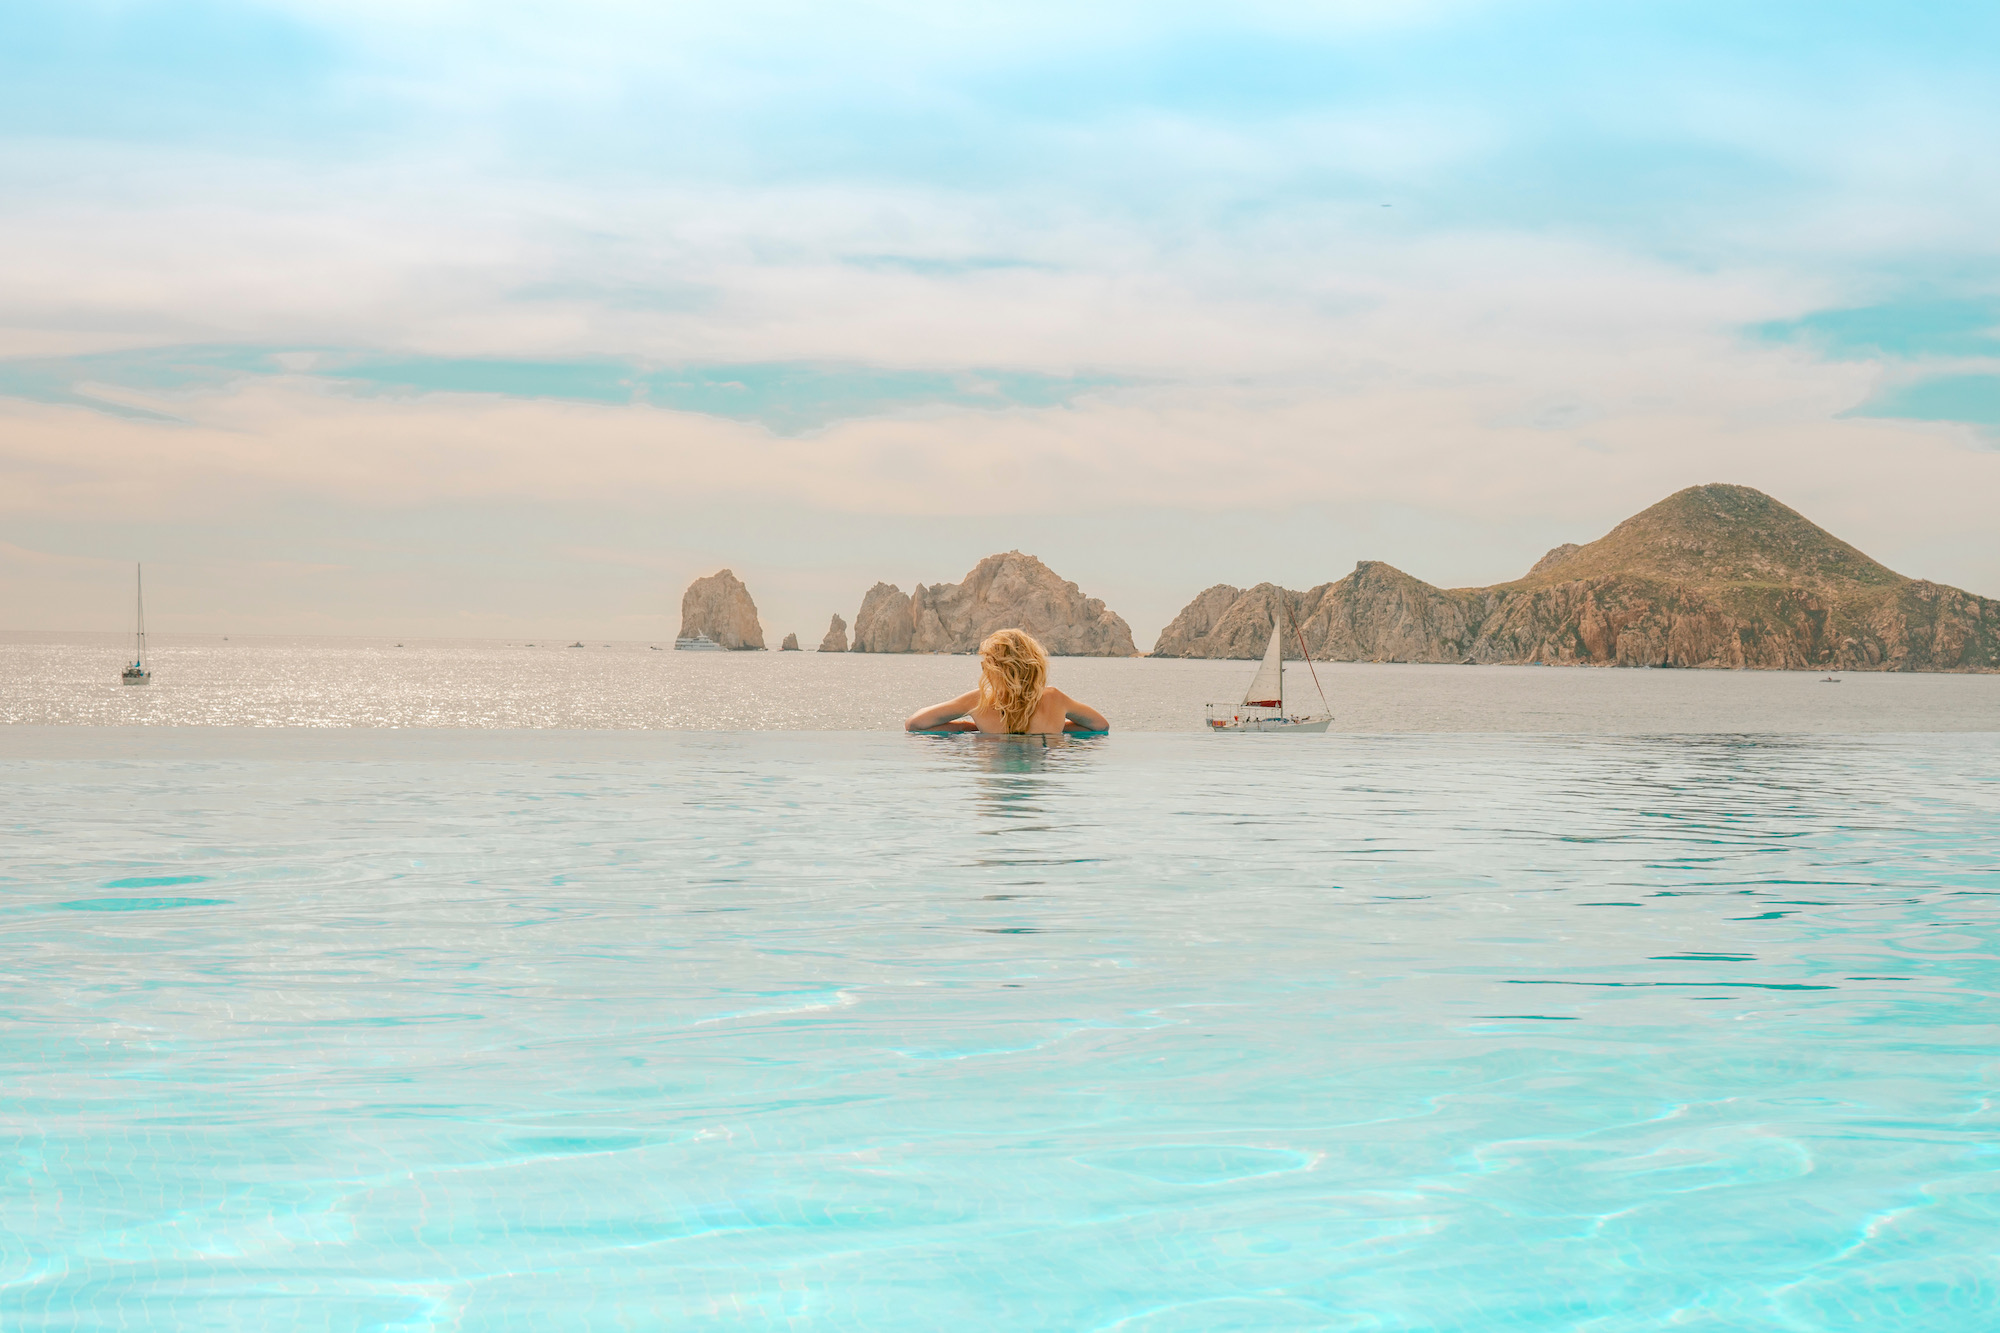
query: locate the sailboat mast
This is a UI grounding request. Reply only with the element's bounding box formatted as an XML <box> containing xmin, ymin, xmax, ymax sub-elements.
<box><xmin>1290</xmin><ymin>608</ymin><xmax>1327</xmax><ymax>713</ymax></box>
<box><xmin>135</xmin><ymin>564</ymin><xmax>146</xmax><ymax>666</ymax></box>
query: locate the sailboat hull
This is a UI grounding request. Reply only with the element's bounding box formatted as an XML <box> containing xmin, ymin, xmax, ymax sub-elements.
<box><xmin>1206</xmin><ymin>710</ymin><xmax>1330</xmax><ymax>733</ymax></box>
<box><xmin>1206</xmin><ymin>619</ymin><xmax>1333</xmax><ymax>732</ymax></box>
<box><xmin>121</xmin><ymin>670</ymin><xmax>150</xmax><ymax>686</ymax></box>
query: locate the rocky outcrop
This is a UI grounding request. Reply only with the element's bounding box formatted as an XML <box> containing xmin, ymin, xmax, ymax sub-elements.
<box><xmin>780</xmin><ymin>633</ymin><xmax>799</xmax><ymax>651</ymax></box>
<box><xmin>1311</xmin><ymin>562</ymin><xmax>1484</xmax><ymax>663</ymax></box>
<box><xmin>853</xmin><ymin>583</ymin><xmax>915</xmax><ymax>653</ymax></box>
<box><xmin>1530</xmin><ymin>543</ymin><xmax>1582</xmax><ymax>576</ymax></box>
<box><xmin>1153</xmin><ymin>485</ymin><xmax>2000</xmax><ymax>672</ymax></box>
<box><xmin>818</xmin><ymin>614</ymin><xmax>848</xmax><ymax>653</ymax></box>
<box><xmin>678</xmin><ymin>569</ymin><xmax>765</xmax><ymax>650</ymax></box>
<box><xmin>850</xmin><ymin>552</ymin><xmax>1137</xmax><ymax>656</ymax></box>
<box><xmin>1152</xmin><ymin>584</ymin><xmax>1252</xmax><ymax>655</ymax></box>
<box><xmin>1154</xmin><ymin>566</ymin><xmax>1482</xmax><ymax>663</ymax></box>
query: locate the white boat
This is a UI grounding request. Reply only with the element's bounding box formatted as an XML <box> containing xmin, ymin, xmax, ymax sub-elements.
<box><xmin>674</xmin><ymin>633</ymin><xmax>725</xmax><ymax>651</ymax></box>
<box><xmin>121</xmin><ymin>563</ymin><xmax>151</xmax><ymax>685</ymax></box>
<box><xmin>1207</xmin><ymin>613</ymin><xmax>1331</xmax><ymax>733</ymax></box>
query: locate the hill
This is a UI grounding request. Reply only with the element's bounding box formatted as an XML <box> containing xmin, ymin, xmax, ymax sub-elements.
<box><xmin>1152</xmin><ymin>485</ymin><xmax>2000</xmax><ymax>671</ymax></box>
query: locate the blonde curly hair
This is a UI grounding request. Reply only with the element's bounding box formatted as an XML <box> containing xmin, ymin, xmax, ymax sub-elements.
<box><xmin>977</xmin><ymin>628</ymin><xmax>1050</xmax><ymax>733</ymax></box>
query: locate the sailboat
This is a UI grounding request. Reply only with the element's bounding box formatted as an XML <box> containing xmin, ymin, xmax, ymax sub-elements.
<box><xmin>121</xmin><ymin>564</ymin><xmax>150</xmax><ymax>685</ymax></box>
<box><xmin>1206</xmin><ymin>611</ymin><xmax>1331</xmax><ymax>733</ymax></box>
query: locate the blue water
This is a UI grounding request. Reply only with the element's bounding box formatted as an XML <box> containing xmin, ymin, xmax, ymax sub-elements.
<box><xmin>3</xmin><ymin>731</ymin><xmax>1996</xmax><ymax>1330</ymax></box>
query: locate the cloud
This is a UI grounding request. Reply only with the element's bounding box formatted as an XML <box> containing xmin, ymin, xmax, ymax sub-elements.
<box><xmin>2</xmin><ymin>318</ymin><xmax>1986</xmax><ymax>525</ymax></box>
<box><xmin>6</xmin><ymin>0</ymin><xmax>2000</xmax><ymax>637</ymax></box>
<box><xmin>0</xmin><ymin>345</ymin><xmax>1129</xmax><ymax>435</ymax></box>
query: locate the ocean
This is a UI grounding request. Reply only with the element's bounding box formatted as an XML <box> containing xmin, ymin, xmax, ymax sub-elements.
<box><xmin>5</xmin><ymin>631</ymin><xmax>1999</xmax><ymax>731</ymax></box>
<box><xmin>3</xmin><ymin>635</ymin><xmax>1997</xmax><ymax>1329</ymax></box>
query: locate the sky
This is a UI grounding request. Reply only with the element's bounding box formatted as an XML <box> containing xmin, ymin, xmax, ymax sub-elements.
<box><xmin>3</xmin><ymin>0</ymin><xmax>1998</xmax><ymax>645</ymax></box>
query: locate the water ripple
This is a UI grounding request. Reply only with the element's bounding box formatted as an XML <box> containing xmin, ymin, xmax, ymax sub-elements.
<box><xmin>0</xmin><ymin>731</ymin><xmax>1995</xmax><ymax>1330</ymax></box>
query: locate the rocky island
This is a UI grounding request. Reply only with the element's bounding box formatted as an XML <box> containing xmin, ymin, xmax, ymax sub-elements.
<box><xmin>678</xmin><ymin>569</ymin><xmax>766</xmax><ymax>650</ymax></box>
<box><xmin>1153</xmin><ymin>484</ymin><xmax>2000</xmax><ymax>671</ymax></box>
<box><xmin>850</xmin><ymin>552</ymin><xmax>1137</xmax><ymax>656</ymax></box>
<box><xmin>819</xmin><ymin>615</ymin><xmax>848</xmax><ymax>653</ymax></box>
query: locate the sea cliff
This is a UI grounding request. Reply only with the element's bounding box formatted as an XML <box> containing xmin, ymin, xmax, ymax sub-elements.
<box><xmin>851</xmin><ymin>552</ymin><xmax>1136</xmax><ymax>656</ymax></box>
<box><xmin>1153</xmin><ymin>485</ymin><xmax>2000</xmax><ymax>671</ymax></box>
<box><xmin>678</xmin><ymin>569</ymin><xmax>766</xmax><ymax>650</ymax></box>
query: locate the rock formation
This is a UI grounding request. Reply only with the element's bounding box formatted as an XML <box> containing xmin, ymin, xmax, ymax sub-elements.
<box><xmin>819</xmin><ymin>614</ymin><xmax>848</xmax><ymax>653</ymax></box>
<box><xmin>1153</xmin><ymin>484</ymin><xmax>2000</xmax><ymax>672</ymax></box>
<box><xmin>1529</xmin><ymin>543</ymin><xmax>1582</xmax><ymax>576</ymax></box>
<box><xmin>850</xmin><ymin>552</ymin><xmax>1137</xmax><ymax>656</ymax></box>
<box><xmin>678</xmin><ymin>569</ymin><xmax>765</xmax><ymax>650</ymax></box>
<box><xmin>780</xmin><ymin>633</ymin><xmax>799</xmax><ymax>651</ymax></box>
<box><xmin>853</xmin><ymin>583</ymin><xmax>915</xmax><ymax>653</ymax></box>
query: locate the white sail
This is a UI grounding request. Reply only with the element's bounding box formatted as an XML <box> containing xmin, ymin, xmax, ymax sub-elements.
<box><xmin>1241</xmin><ymin>623</ymin><xmax>1283</xmax><ymax>707</ymax></box>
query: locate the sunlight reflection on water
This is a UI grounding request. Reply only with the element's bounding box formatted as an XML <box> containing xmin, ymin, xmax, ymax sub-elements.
<box><xmin>5</xmin><ymin>631</ymin><xmax>1999</xmax><ymax>731</ymax></box>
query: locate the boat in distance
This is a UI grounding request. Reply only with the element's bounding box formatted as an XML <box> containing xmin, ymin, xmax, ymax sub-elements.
<box><xmin>675</xmin><ymin>633</ymin><xmax>725</xmax><ymax>651</ymax></box>
<box><xmin>1207</xmin><ymin>616</ymin><xmax>1331</xmax><ymax>733</ymax></box>
<box><xmin>121</xmin><ymin>563</ymin><xmax>151</xmax><ymax>685</ymax></box>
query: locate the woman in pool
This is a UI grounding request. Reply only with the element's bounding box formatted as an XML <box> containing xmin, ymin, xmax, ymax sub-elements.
<box><xmin>905</xmin><ymin>628</ymin><xmax>1111</xmax><ymax>735</ymax></box>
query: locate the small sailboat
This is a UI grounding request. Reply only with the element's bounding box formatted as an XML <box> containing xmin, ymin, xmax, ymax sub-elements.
<box><xmin>121</xmin><ymin>564</ymin><xmax>151</xmax><ymax>685</ymax></box>
<box><xmin>1207</xmin><ymin>611</ymin><xmax>1331</xmax><ymax>733</ymax></box>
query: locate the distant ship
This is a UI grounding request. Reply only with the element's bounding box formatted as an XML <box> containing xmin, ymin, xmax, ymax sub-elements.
<box><xmin>1207</xmin><ymin>614</ymin><xmax>1331</xmax><ymax>733</ymax></box>
<box><xmin>121</xmin><ymin>564</ymin><xmax>151</xmax><ymax>685</ymax></box>
<box><xmin>675</xmin><ymin>633</ymin><xmax>725</xmax><ymax>651</ymax></box>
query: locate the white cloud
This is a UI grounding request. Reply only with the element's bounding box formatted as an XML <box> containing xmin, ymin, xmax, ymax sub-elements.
<box><xmin>8</xmin><ymin>0</ymin><xmax>2000</xmax><ymax>638</ymax></box>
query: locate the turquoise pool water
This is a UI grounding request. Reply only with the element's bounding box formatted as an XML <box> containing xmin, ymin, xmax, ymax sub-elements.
<box><xmin>3</xmin><ymin>731</ymin><xmax>1996</xmax><ymax>1330</ymax></box>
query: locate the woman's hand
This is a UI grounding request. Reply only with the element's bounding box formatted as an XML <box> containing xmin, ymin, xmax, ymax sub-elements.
<box><xmin>905</xmin><ymin>689</ymin><xmax>981</xmax><ymax>732</ymax></box>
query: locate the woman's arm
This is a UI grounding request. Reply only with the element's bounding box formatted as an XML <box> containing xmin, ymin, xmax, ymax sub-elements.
<box><xmin>1057</xmin><ymin>690</ymin><xmax>1110</xmax><ymax>733</ymax></box>
<box><xmin>905</xmin><ymin>689</ymin><xmax>982</xmax><ymax>732</ymax></box>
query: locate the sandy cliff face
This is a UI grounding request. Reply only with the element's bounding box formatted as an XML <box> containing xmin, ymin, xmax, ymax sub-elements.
<box><xmin>1153</xmin><ymin>485</ymin><xmax>2000</xmax><ymax>672</ymax></box>
<box><xmin>678</xmin><ymin>569</ymin><xmax>765</xmax><ymax>650</ymax></box>
<box><xmin>1470</xmin><ymin>577</ymin><xmax>2000</xmax><ymax>671</ymax></box>
<box><xmin>1155</xmin><ymin>564</ymin><xmax>1482</xmax><ymax>663</ymax></box>
<box><xmin>818</xmin><ymin>614</ymin><xmax>848</xmax><ymax>653</ymax></box>
<box><xmin>852</xmin><ymin>583</ymin><xmax>915</xmax><ymax>653</ymax></box>
<box><xmin>850</xmin><ymin>553</ymin><xmax>1137</xmax><ymax>655</ymax></box>
<box><xmin>1151</xmin><ymin>583</ymin><xmax>1286</xmax><ymax>659</ymax></box>
<box><xmin>1308</xmin><ymin>562</ymin><xmax>1483</xmax><ymax>663</ymax></box>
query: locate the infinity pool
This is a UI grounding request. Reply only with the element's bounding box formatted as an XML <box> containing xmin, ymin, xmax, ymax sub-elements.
<box><xmin>3</xmin><ymin>731</ymin><xmax>1995</xmax><ymax>1329</ymax></box>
